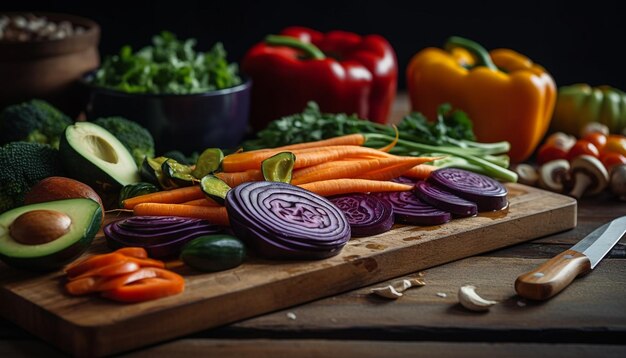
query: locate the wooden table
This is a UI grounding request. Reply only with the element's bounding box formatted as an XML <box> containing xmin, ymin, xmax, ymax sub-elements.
<box><xmin>2</xmin><ymin>97</ymin><xmax>626</xmax><ymax>357</ymax></box>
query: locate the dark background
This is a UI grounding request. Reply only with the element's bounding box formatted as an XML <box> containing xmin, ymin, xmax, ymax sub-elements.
<box><xmin>4</xmin><ymin>0</ymin><xmax>626</xmax><ymax>91</ymax></box>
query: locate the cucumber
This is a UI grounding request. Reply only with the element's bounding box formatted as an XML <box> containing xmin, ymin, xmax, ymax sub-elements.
<box><xmin>180</xmin><ymin>234</ymin><xmax>245</xmax><ymax>272</ymax></box>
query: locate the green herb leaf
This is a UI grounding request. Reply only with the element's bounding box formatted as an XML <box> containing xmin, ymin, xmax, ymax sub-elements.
<box><xmin>93</xmin><ymin>31</ymin><xmax>241</xmax><ymax>94</ymax></box>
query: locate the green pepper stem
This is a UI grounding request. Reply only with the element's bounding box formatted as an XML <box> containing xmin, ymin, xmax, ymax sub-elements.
<box><xmin>265</xmin><ymin>35</ymin><xmax>326</xmax><ymax>60</ymax></box>
<box><xmin>445</xmin><ymin>36</ymin><xmax>498</xmax><ymax>71</ymax></box>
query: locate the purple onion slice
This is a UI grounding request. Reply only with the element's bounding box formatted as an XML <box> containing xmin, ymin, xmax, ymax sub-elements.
<box><xmin>415</xmin><ymin>181</ymin><xmax>477</xmax><ymax>217</ymax></box>
<box><xmin>374</xmin><ymin>191</ymin><xmax>451</xmax><ymax>226</ymax></box>
<box><xmin>226</xmin><ymin>181</ymin><xmax>351</xmax><ymax>260</ymax></box>
<box><xmin>103</xmin><ymin>216</ymin><xmax>222</xmax><ymax>258</ymax></box>
<box><xmin>329</xmin><ymin>193</ymin><xmax>394</xmax><ymax>237</ymax></box>
<box><xmin>427</xmin><ymin>168</ymin><xmax>508</xmax><ymax>211</ymax></box>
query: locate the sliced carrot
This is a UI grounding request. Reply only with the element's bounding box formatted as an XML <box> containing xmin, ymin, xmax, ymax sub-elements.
<box><xmin>69</xmin><ymin>261</ymin><xmax>140</xmax><ymax>281</ymax></box>
<box><xmin>65</xmin><ymin>251</ymin><xmax>163</xmax><ymax>279</ymax></box>
<box><xmin>132</xmin><ymin>203</ymin><xmax>230</xmax><ymax>226</ymax></box>
<box><xmin>298</xmin><ymin>179</ymin><xmax>414</xmax><ymax>197</ymax></box>
<box><xmin>66</xmin><ymin>267</ymin><xmax>160</xmax><ymax>296</ymax></box>
<box><xmin>65</xmin><ymin>253</ymin><xmax>129</xmax><ymax>278</ymax></box>
<box><xmin>121</xmin><ymin>185</ymin><xmax>204</xmax><ymax>209</ymax></box>
<box><xmin>100</xmin><ymin>269</ymin><xmax>185</xmax><ymax>302</ymax></box>
<box><xmin>114</xmin><ymin>247</ymin><xmax>148</xmax><ymax>259</ymax></box>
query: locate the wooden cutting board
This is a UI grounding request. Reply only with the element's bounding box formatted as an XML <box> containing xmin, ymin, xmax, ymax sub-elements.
<box><xmin>0</xmin><ymin>183</ymin><xmax>576</xmax><ymax>357</ymax></box>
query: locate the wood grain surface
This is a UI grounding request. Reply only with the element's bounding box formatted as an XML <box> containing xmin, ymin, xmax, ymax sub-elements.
<box><xmin>0</xmin><ymin>184</ymin><xmax>576</xmax><ymax>356</ymax></box>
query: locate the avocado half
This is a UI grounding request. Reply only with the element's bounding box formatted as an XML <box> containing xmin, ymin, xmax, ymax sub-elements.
<box><xmin>59</xmin><ymin>122</ymin><xmax>140</xmax><ymax>193</ymax></box>
<box><xmin>0</xmin><ymin>198</ymin><xmax>102</xmax><ymax>271</ymax></box>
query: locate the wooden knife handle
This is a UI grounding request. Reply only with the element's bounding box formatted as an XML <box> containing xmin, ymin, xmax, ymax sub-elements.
<box><xmin>515</xmin><ymin>249</ymin><xmax>592</xmax><ymax>301</ymax></box>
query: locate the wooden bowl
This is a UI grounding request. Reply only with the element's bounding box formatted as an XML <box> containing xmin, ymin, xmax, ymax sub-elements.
<box><xmin>0</xmin><ymin>13</ymin><xmax>100</xmax><ymax>116</ymax></box>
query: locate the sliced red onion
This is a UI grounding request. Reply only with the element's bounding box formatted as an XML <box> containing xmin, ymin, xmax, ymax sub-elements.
<box><xmin>427</xmin><ymin>168</ymin><xmax>508</xmax><ymax>211</ymax></box>
<box><xmin>415</xmin><ymin>181</ymin><xmax>477</xmax><ymax>217</ymax></box>
<box><xmin>226</xmin><ymin>181</ymin><xmax>351</xmax><ymax>260</ymax></box>
<box><xmin>374</xmin><ymin>191</ymin><xmax>451</xmax><ymax>226</ymax></box>
<box><xmin>103</xmin><ymin>216</ymin><xmax>222</xmax><ymax>258</ymax></box>
<box><xmin>329</xmin><ymin>193</ymin><xmax>394</xmax><ymax>237</ymax></box>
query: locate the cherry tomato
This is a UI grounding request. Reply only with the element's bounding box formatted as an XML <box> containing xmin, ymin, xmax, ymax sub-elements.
<box><xmin>600</xmin><ymin>151</ymin><xmax>626</xmax><ymax>172</ymax></box>
<box><xmin>603</xmin><ymin>135</ymin><xmax>626</xmax><ymax>156</ymax></box>
<box><xmin>582</xmin><ymin>132</ymin><xmax>607</xmax><ymax>152</ymax></box>
<box><xmin>536</xmin><ymin>143</ymin><xmax>568</xmax><ymax>165</ymax></box>
<box><xmin>566</xmin><ymin>140</ymin><xmax>600</xmax><ymax>161</ymax></box>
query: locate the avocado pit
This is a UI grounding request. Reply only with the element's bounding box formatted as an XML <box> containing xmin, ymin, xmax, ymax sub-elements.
<box><xmin>9</xmin><ymin>210</ymin><xmax>72</xmax><ymax>245</ymax></box>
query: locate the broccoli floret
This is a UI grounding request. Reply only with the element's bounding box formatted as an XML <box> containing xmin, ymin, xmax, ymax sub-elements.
<box><xmin>0</xmin><ymin>142</ymin><xmax>65</xmax><ymax>213</ymax></box>
<box><xmin>0</xmin><ymin>99</ymin><xmax>73</xmax><ymax>149</ymax></box>
<box><xmin>93</xmin><ymin>116</ymin><xmax>155</xmax><ymax>167</ymax></box>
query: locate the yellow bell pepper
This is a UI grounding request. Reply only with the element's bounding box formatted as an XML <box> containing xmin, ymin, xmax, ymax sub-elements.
<box><xmin>406</xmin><ymin>37</ymin><xmax>556</xmax><ymax>163</ymax></box>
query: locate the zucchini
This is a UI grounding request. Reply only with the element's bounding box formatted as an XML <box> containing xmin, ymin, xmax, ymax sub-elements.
<box><xmin>118</xmin><ymin>182</ymin><xmax>160</xmax><ymax>207</ymax></box>
<box><xmin>180</xmin><ymin>234</ymin><xmax>246</xmax><ymax>272</ymax></box>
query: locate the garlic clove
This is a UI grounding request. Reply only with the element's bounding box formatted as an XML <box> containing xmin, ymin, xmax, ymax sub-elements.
<box><xmin>371</xmin><ymin>275</ymin><xmax>426</xmax><ymax>299</ymax></box>
<box><xmin>458</xmin><ymin>285</ymin><xmax>497</xmax><ymax>312</ymax></box>
<box><xmin>371</xmin><ymin>285</ymin><xmax>403</xmax><ymax>299</ymax></box>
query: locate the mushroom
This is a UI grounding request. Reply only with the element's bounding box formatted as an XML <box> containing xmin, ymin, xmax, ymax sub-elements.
<box><xmin>609</xmin><ymin>164</ymin><xmax>626</xmax><ymax>201</ymax></box>
<box><xmin>580</xmin><ymin>122</ymin><xmax>610</xmax><ymax>138</ymax></box>
<box><xmin>568</xmin><ymin>155</ymin><xmax>609</xmax><ymax>198</ymax></box>
<box><xmin>513</xmin><ymin>163</ymin><xmax>539</xmax><ymax>186</ymax></box>
<box><xmin>538</xmin><ymin>159</ymin><xmax>571</xmax><ymax>192</ymax></box>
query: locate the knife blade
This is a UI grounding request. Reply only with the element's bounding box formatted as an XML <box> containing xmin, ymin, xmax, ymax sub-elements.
<box><xmin>515</xmin><ymin>215</ymin><xmax>626</xmax><ymax>300</ymax></box>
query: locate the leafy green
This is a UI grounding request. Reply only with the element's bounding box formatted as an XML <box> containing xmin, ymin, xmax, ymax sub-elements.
<box><xmin>92</xmin><ymin>31</ymin><xmax>241</xmax><ymax>94</ymax></box>
<box><xmin>243</xmin><ymin>102</ymin><xmax>517</xmax><ymax>182</ymax></box>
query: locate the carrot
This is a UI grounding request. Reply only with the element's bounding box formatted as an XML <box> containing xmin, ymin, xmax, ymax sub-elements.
<box><xmin>122</xmin><ymin>185</ymin><xmax>204</xmax><ymax>209</ymax></box>
<box><xmin>222</xmin><ymin>145</ymin><xmax>392</xmax><ymax>172</ymax></box>
<box><xmin>215</xmin><ymin>169</ymin><xmax>263</xmax><ymax>187</ymax></box>
<box><xmin>400</xmin><ymin>164</ymin><xmax>439</xmax><ymax>180</ymax></box>
<box><xmin>180</xmin><ymin>198</ymin><xmax>221</xmax><ymax>207</ymax></box>
<box><xmin>355</xmin><ymin>159</ymin><xmax>442</xmax><ymax>182</ymax></box>
<box><xmin>291</xmin><ymin>156</ymin><xmax>439</xmax><ymax>185</ymax></box>
<box><xmin>263</xmin><ymin>134</ymin><xmax>366</xmax><ymax>151</ymax></box>
<box><xmin>377</xmin><ymin>125</ymin><xmax>399</xmax><ymax>153</ymax></box>
<box><xmin>132</xmin><ymin>203</ymin><xmax>230</xmax><ymax>226</ymax></box>
<box><xmin>298</xmin><ymin>179</ymin><xmax>413</xmax><ymax>197</ymax></box>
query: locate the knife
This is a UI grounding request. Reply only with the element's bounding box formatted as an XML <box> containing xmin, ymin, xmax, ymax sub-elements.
<box><xmin>515</xmin><ymin>215</ymin><xmax>626</xmax><ymax>300</ymax></box>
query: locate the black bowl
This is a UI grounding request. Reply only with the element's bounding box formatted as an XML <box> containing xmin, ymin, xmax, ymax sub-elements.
<box><xmin>84</xmin><ymin>78</ymin><xmax>252</xmax><ymax>154</ymax></box>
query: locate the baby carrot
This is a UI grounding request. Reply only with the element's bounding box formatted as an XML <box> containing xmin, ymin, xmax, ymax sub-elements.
<box><xmin>121</xmin><ymin>185</ymin><xmax>204</xmax><ymax>209</ymax></box>
<box><xmin>298</xmin><ymin>179</ymin><xmax>413</xmax><ymax>197</ymax></box>
<box><xmin>132</xmin><ymin>203</ymin><xmax>230</xmax><ymax>226</ymax></box>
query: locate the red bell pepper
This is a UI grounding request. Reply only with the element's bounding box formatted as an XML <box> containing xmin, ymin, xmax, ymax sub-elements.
<box><xmin>242</xmin><ymin>26</ymin><xmax>397</xmax><ymax>130</ymax></box>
